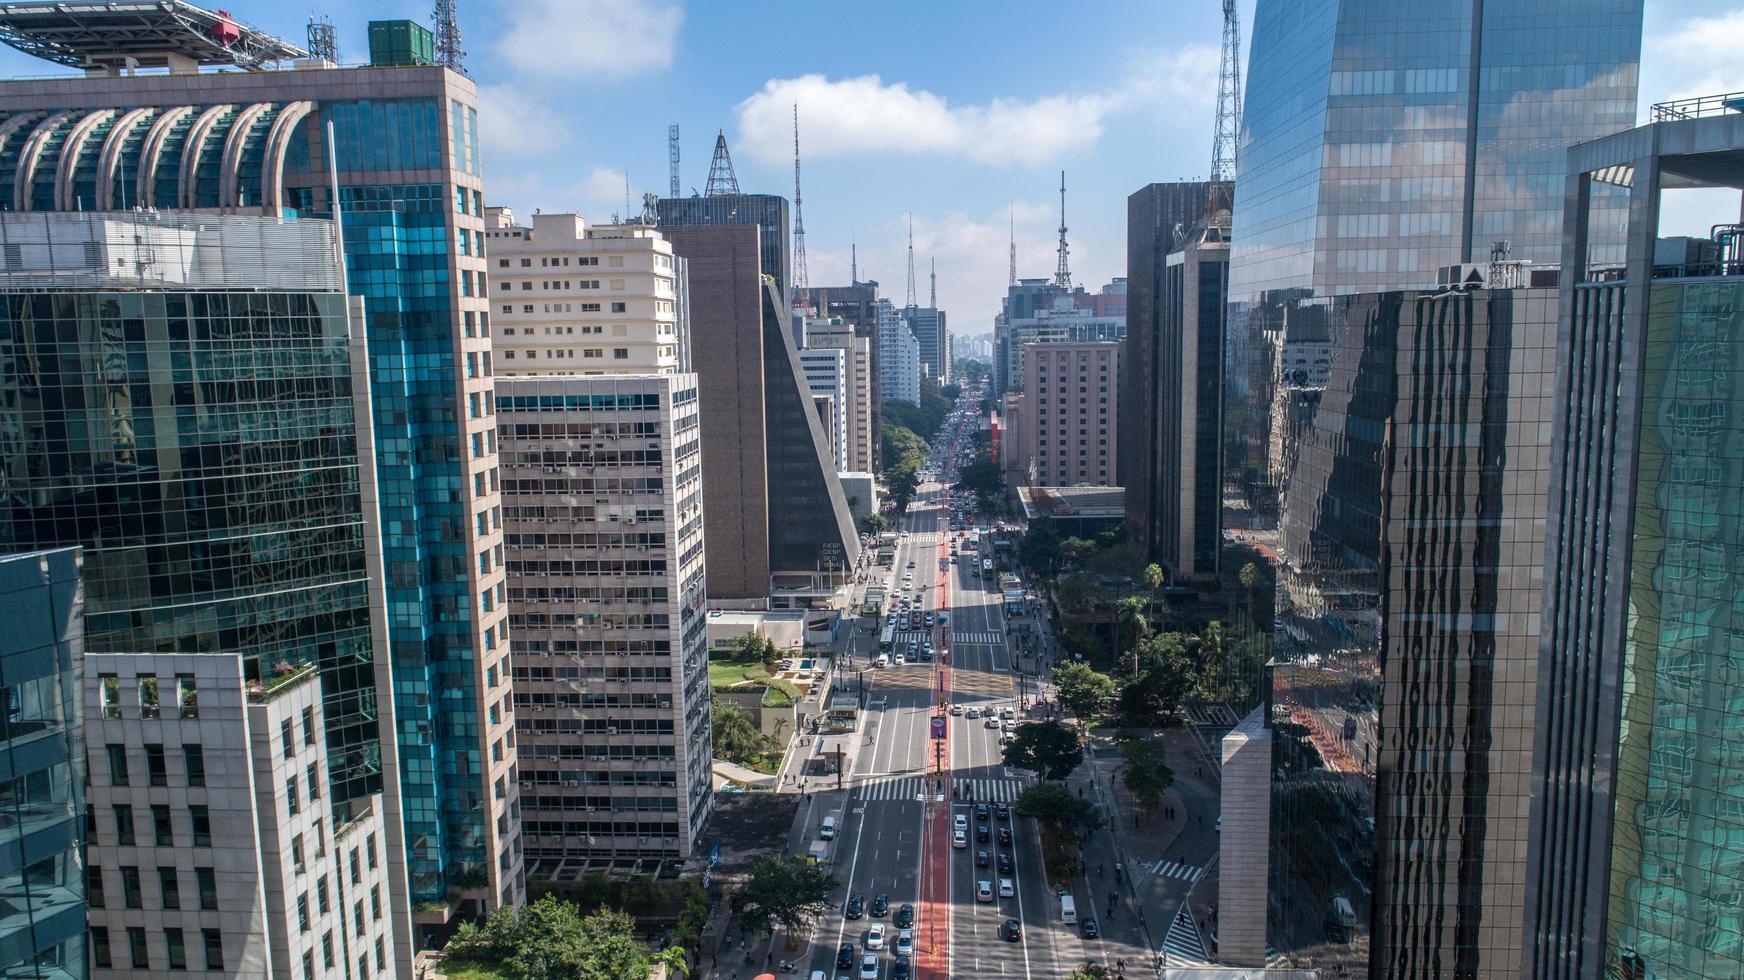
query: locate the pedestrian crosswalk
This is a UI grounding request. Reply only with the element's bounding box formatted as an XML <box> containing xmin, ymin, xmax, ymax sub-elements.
<box><xmin>854</xmin><ymin>775</ymin><xmax>1026</xmax><ymax>803</ymax></box>
<box><xmin>953</xmin><ymin>630</ymin><xmax>1003</xmax><ymax>644</ymax></box>
<box><xmin>1162</xmin><ymin>906</ymin><xmax>1209</xmax><ymax>965</ymax></box>
<box><xmin>1149</xmin><ymin>859</ymin><xmax>1206</xmax><ymax>882</ymax></box>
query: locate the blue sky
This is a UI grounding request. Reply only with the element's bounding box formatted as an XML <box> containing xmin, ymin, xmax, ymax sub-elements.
<box><xmin>0</xmin><ymin>0</ymin><xmax>1736</xmax><ymax>332</ymax></box>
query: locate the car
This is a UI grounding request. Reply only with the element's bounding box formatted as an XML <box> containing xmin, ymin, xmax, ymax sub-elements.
<box><xmin>975</xmin><ymin>824</ymin><xmax>990</xmax><ymax>842</ymax></box>
<box><xmin>994</xmin><ymin>803</ymin><xmax>1010</xmax><ymax>821</ymax></box>
<box><xmin>997</xmin><ymin>852</ymin><xmax>1013</xmax><ymax>873</ymax></box>
<box><xmin>837</xmin><ymin>943</ymin><xmax>856</xmax><ymax>969</ymax></box>
<box><xmin>1000</xmin><ymin>707</ymin><xmax>1015</xmax><ymax>720</ymax></box>
<box><xmin>1080</xmin><ymin>917</ymin><xmax>1100</xmax><ymax>939</ymax></box>
<box><xmin>976</xmin><ymin>880</ymin><xmax>993</xmax><ymax>902</ymax></box>
<box><xmin>895</xmin><ymin>903</ymin><xmax>914</xmax><ymax>929</ymax></box>
<box><xmin>952</xmin><ymin>829</ymin><xmax>967</xmax><ymax>849</ymax></box>
<box><xmin>871</xmin><ymin>893</ymin><xmax>889</xmax><ymax>918</ymax></box>
<box><xmin>924</xmin><ymin>612</ymin><xmax>934</xmax><ymax>627</ymax></box>
<box><xmin>975</xmin><ymin>802</ymin><xmax>990</xmax><ymax>821</ymax></box>
<box><xmin>860</xmin><ymin>952</ymin><xmax>879</xmax><ymax>979</ymax></box>
<box><xmin>949</xmin><ymin>704</ymin><xmax>963</xmax><ymax>716</ymax></box>
<box><xmin>953</xmin><ymin>813</ymin><xmax>968</xmax><ymax>832</ymax></box>
<box><xmin>975</xmin><ymin>849</ymin><xmax>990</xmax><ymax>867</ymax></box>
<box><xmin>892</xmin><ymin>653</ymin><xmax>905</xmax><ymax>666</ymax></box>
<box><xmin>998</xmin><ymin>827</ymin><xmax>1013</xmax><ymax>846</ymax></box>
<box><xmin>998</xmin><ymin>877</ymin><xmax>1014</xmax><ymax>897</ymax></box>
<box><xmin>1002</xmin><ymin>721</ymin><xmax>1015</xmax><ymax>733</ymax></box>
<box><xmin>1000</xmin><ymin>918</ymin><xmax>1022</xmax><ymax>941</ymax></box>
<box><xmin>907</xmin><ymin>560</ymin><xmax>916</xmax><ymax>569</ymax></box>
<box><xmin>894</xmin><ymin>929</ymin><xmax>914</xmax><ymax>956</ymax></box>
<box><xmin>846</xmin><ymin>894</ymin><xmax>864</xmax><ymax>919</ymax></box>
<box><xmin>891</xmin><ymin>954</ymin><xmax>911</xmax><ymax>980</ymax></box>
<box><xmin>965</xmin><ymin>706</ymin><xmax>981</xmax><ymax>719</ymax></box>
<box><xmin>865</xmin><ymin>923</ymin><xmax>886</xmax><ymax>949</ymax></box>
<box><xmin>985</xmin><ymin>716</ymin><xmax>1000</xmax><ymax>729</ymax></box>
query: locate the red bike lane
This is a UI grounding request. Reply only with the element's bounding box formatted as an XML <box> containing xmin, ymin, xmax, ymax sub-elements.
<box><xmin>918</xmin><ymin>493</ymin><xmax>956</xmax><ymax>980</ymax></box>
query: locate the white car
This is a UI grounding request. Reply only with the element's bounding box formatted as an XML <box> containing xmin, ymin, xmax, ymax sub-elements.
<box><xmin>952</xmin><ymin>829</ymin><xmax>967</xmax><ymax>849</ymax></box>
<box><xmin>976</xmin><ymin>880</ymin><xmax>994</xmax><ymax>902</ymax></box>
<box><xmin>998</xmin><ymin>878</ymin><xmax>1014</xmax><ymax>897</ymax></box>
<box><xmin>953</xmin><ymin>813</ymin><xmax>968</xmax><ymax>832</ymax></box>
<box><xmin>965</xmin><ymin>707</ymin><xmax>981</xmax><ymax>719</ymax></box>
<box><xmin>985</xmin><ymin>716</ymin><xmax>1000</xmax><ymax>729</ymax></box>
<box><xmin>865</xmin><ymin>924</ymin><xmax>886</xmax><ymax>950</ymax></box>
<box><xmin>892</xmin><ymin>654</ymin><xmax>905</xmax><ymax>666</ymax></box>
<box><xmin>895</xmin><ymin>929</ymin><xmax>914</xmax><ymax>956</ymax></box>
<box><xmin>860</xmin><ymin>953</ymin><xmax>879</xmax><ymax>979</ymax></box>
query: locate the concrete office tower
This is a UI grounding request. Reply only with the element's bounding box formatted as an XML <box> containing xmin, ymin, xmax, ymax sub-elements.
<box><xmin>484</xmin><ymin>209</ymin><xmax>690</xmax><ymax>375</ymax></box>
<box><xmin>0</xmin><ymin>21</ymin><xmax>522</xmax><ymax>923</ymax></box>
<box><xmin>1218</xmin><ymin>707</ymin><xmax>1271</xmax><ymax>967</ymax></box>
<box><xmin>803</xmin><ymin>314</ymin><xmax>874</xmax><ymax>473</ymax></box>
<box><xmin>877</xmin><ymin>298</ymin><xmax>923</xmax><ymax>406</ymax></box>
<box><xmin>485</xmin><ymin>210</ymin><xmax>712</xmax><ymax>871</ymax></box>
<box><xmin>904</xmin><ymin>305</ymin><xmax>949</xmax><ymax>384</ymax></box>
<box><xmin>656</xmin><ymin>221</ymin><xmax>859</xmax><ymax>601</ymax></box>
<box><xmin>1264</xmin><ymin>282</ymin><xmax>1559</xmax><ymax>977</ymax></box>
<box><xmin>994</xmin><ymin>280</ymin><xmax>1125</xmax><ymax>397</ymax></box>
<box><xmin>86</xmin><ymin>653</ymin><xmax>392</xmax><ymax>980</ymax></box>
<box><xmin>799</xmin><ymin>345</ymin><xmax>850</xmax><ymax>470</ymax></box>
<box><xmin>0</xmin><ymin>549</ymin><xmax>86</xmax><ymax>976</ymax></box>
<box><xmin>656</xmin><ymin>192</ymin><xmax>791</xmax><ymax>295</ymax></box>
<box><xmin>1014</xmin><ymin>341</ymin><xmax>1120</xmax><ymax>487</ymax></box>
<box><xmin>1526</xmin><ymin>108</ymin><xmax>1744</xmax><ymax>980</ymax></box>
<box><xmin>793</xmin><ymin>283</ymin><xmax>882</xmax><ymax>459</ymax></box>
<box><xmin>1122</xmin><ymin>181</ymin><xmax>1221</xmax><ymax>584</ymax></box>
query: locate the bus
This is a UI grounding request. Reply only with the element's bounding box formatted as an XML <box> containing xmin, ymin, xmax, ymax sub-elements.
<box><xmin>862</xmin><ymin>586</ymin><xmax>886</xmax><ymax>617</ymax></box>
<box><xmin>880</xmin><ymin>623</ymin><xmax>895</xmax><ymax>653</ymax></box>
<box><xmin>962</xmin><ymin>532</ymin><xmax>980</xmax><ymax>554</ymax></box>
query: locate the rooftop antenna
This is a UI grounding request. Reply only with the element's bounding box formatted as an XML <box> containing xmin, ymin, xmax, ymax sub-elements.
<box><xmin>791</xmin><ymin>104</ymin><xmax>809</xmax><ymax>292</ymax></box>
<box><xmin>905</xmin><ymin>214</ymin><xmax>917</xmax><ymax>309</ymax></box>
<box><xmin>1053</xmin><ymin>171</ymin><xmax>1072</xmax><ymax>290</ymax></box>
<box><xmin>705</xmin><ymin>131</ymin><xmax>741</xmax><ymax>196</ymax></box>
<box><xmin>306</xmin><ymin>14</ymin><xmax>337</xmax><ymax>62</ymax></box>
<box><xmin>1008</xmin><ymin>202</ymin><xmax>1017</xmax><ymax>287</ymax></box>
<box><xmin>930</xmin><ymin>257</ymin><xmax>936</xmax><ymax>310</ymax></box>
<box><xmin>1209</xmin><ymin>0</ymin><xmax>1243</xmax><ymax>222</ymax></box>
<box><xmin>432</xmin><ymin>0</ymin><xmax>465</xmax><ymax>74</ymax></box>
<box><xmin>668</xmin><ymin>124</ymin><xmax>680</xmax><ymax>199</ymax></box>
<box><xmin>624</xmin><ymin>174</ymin><xmax>632</xmax><ymax>223</ymax></box>
<box><xmin>851</xmin><ymin>234</ymin><xmax>858</xmax><ymax>285</ymax></box>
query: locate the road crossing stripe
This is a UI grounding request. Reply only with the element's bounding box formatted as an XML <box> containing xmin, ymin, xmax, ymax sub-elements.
<box><xmin>1149</xmin><ymin>860</ymin><xmax>1206</xmax><ymax>881</ymax></box>
<box><xmin>1162</xmin><ymin>907</ymin><xmax>1210</xmax><ymax>964</ymax></box>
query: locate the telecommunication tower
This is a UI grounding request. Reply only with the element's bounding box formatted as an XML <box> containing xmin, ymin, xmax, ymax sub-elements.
<box><xmin>1053</xmin><ymin>171</ymin><xmax>1072</xmax><ymax>290</ymax></box>
<box><xmin>705</xmin><ymin>131</ymin><xmax>740</xmax><ymax>196</ymax></box>
<box><xmin>668</xmin><ymin>124</ymin><xmax>680</xmax><ymax>199</ymax></box>
<box><xmin>432</xmin><ymin>0</ymin><xmax>465</xmax><ymax>73</ymax></box>
<box><xmin>306</xmin><ymin>15</ymin><xmax>336</xmax><ymax>62</ymax></box>
<box><xmin>929</xmin><ymin>257</ymin><xmax>936</xmax><ymax>310</ymax></box>
<box><xmin>1008</xmin><ymin>203</ymin><xmax>1017</xmax><ymax>287</ymax></box>
<box><xmin>905</xmin><ymin>214</ymin><xmax>917</xmax><ymax>309</ymax></box>
<box><xmin>791</xmin><ymin>104</ymin><xmax>809</xmax><ymax>292</ymax></box>
<box><xmin>1209</xmin><ymin>0</ymin><xmax>1242</xmax><ymax>221</ymax></box>
<box><xmin>851</xmin><ymin>237</ymin><xmax>858</xmax><ymax>285</ymax></box>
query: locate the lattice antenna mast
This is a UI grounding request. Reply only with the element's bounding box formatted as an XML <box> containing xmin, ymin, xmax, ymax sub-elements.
<box><xmin>668</xmin><ymin>124</ymin><xmax>680</xmax><ymax>199</ymax></box>
<box><xmin>1008</xmin><ymin>203</ymin><xmax>1017</xmax><ymax>287</ymax></box>
<box><xmin>306</xmin><ymin>15</ymin><xmax>336</xmax><ymax>62</ymax></box>
<box><xmin>705</xmin><ymin>131</ymin><xmax>741</xmax><ymax>196</ymax></box>
<box><xmin>905</xmin><ymin>214</ymin><xmax>917</xmax><ymax>309</ymax></box>
<box><xmin>1053</xmin><ymin>171</ymin><xmax>1072</xmax><ymax>290</ymax></box>
<box><xmin>1209</xmin><ymin>0</ymin><xmax>1243</xmax><ymax>222</ymax></box>
<box><xmin>791</xmin><ymin>104</ymin><xmax>809</xmax><ymax>292</ymax></box>
<box><xmin>930</xmin><ymin>257</ymin><xmax>936</xmax><ymax>309</ymax></box>
<box><xmin>432</xmin><ymin>0</ymin><xmax>465</xmax><ymax>73</ymax></box>
<box><xmin>851</xmin><ymin>235</ymin><xmax>858</xmax><ymax>285</ymax></box>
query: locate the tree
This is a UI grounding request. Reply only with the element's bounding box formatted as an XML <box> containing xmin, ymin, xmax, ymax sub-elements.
<box><xmin>1014</xmin><ymin>783</ymin><xmax>1103</xmax><ymax>831</ymax></box>
<box><xmin>1053</xmin><ymin>661</ymin><xmax>1116</xmax><ymax>720</ymax></box>
<box><xmin>445</xmin><ymin>896</ymin><xmax>667</xmax><ymax>980</ymax></box>
<box><xmin>1020</xmin><ymin>518</ymin><xmax>1063</xmax><ymax>577</ymax></box>
<box><xmin>1060</xmin><ymin>537</ymin><xmax>1098</xmax><ymax>567</ymax></box>
<box><xmin>860</xmin><ymin>512</ymin><xmax>889</xmax><ymax>533</ymax></box>
<box><xmin>732</xmin><ymin>856</ymin><xmax>839</xmax><ymax>936</ymax></box>
<box><xmin>1118</xmin><ymin>633</ymin><xmax>1195</xmax><ymax>724</ymax></box>
<box><xmin>1002</xmin><ymin>720</ymin><xmax>1084</xmax><ymax>781</ymax></box>
<box><xmin>1069</xmin><ymin>964</ymin><xmax>1114</xmax><ymax>980</ymax></box>
<box><xmin>1113</xmin><ymin>595</ymin><xmax>1152</xmax><ymax>672</ymax></box>
<box><xmin>711</xmin><ymin>697</ymin><xmax>772</xmax><ymax>765</ymax></box>
<box><xmin>1117</xmin><ymin>734</ymin><xmax>1175</xmax><ymax>812</ymax></box>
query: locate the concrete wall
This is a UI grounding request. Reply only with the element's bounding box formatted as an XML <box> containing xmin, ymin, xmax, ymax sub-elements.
<box><xmin>1219</xmin><ymin>706</ymin><xmax>1272</xmax><ymax>967</ymax></box>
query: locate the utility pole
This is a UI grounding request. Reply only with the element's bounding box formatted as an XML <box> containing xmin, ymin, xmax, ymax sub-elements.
<box><xmin>1053</xmin><ymin>172</ymin><xmax>1072</xmax><ymax>290</ymax></box>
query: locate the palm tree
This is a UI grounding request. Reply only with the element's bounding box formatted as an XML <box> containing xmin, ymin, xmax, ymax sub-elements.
<box><xmin>1114</xmin><ymin>595</ymin><xmax>1151</xmax><ymax>676</ymax></box>
<box><xmin>1143</xmin><ymin>562</ymin><xmax>1165</xmax><ymax>620</ymax></box>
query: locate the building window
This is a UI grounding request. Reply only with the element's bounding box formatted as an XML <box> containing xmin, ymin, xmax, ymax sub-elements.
<box><xmin>128</xmin><ymin>927</ymin><xmax>149</xmax><ymax>969</ymax></box>
<box><xmin>91</xmin><ymin>927</ymin><xmax>111</xmax><ymax>968</ymax></box>
<box><xmin>316</xmin><ymin>876</ymin><xmax>330</xmax><ymax>915</ymax></box>
<box><xmin>99</xmin><ymin>675</ymin><xmax>120</xmax><ymax>718</ymax></box>
<box><xmin>297</xmin><ymin>892</ymin><xmax>310</xmax><ymax>932</ymax></box>
<box><xmin>376</xmin><ymin>937</ymin><xmax>386</xmax><ymax>971</ymax></box>
<box><xmin>367</xmin><ymin>833</ymin><xmax>378</xmax><ymax>869</ymax></box>
<box><xmin>203</xmin><ymin>930</ymin><xmax>224</xmax><ymax>972</ymax></box>
<box><xmin>302</xmin><ymin>707</ymin><xmax>315</xmax><ymax>746</ymax></box>
<box><xmin>177</xmin><ymin>674</ymin><xmax>198</xmax><ymax>718</ymax></box>
<box><xmin>292</xmin><ymin>833</ymin><xmax>306</xmax><ymax>872</ymax></box>
<box><xmin>191</xmin><ymin>806</ymin><xmax>210</xmax><ymax>847</ymax></box>
<box><xmin>87</xmin><ymin>865</ymin><xmax>104</xmax><ymax>908</ymax></box>
<box><xmin>308</xmin><ymin>763</ymin><xmax>322</xmax><ymax>801</ymax></box>
<box><xmin>370</xmin><ymin>884</ymin><xmax>381</xmax><ymax>920</ymax></box>
<box><xmin>145</xmin><ymin>743</ymin><xmax>166</xmax><ymax>786</ymax></box>
<box><xmin>165</xmin><ymin>928</ymin><xmax>186</xmax><ymax>970</ymax></box>
<box><xmin>611</xmin><ymin>302</ymin><xmax>626</xmax><ymax>313</ymax></box>
<box><xmin>139</xmin><ymin>675</ymin><xmax>160</xmax><ymax>718</ymax></box>
<box><xmin>281</xmin><ymin>718</ymin><xmax>295</xmax><ymax>759</ymax></box>
<box><xmin>153</xmin><ymin>805</ymin><xmax>173</xmax><ymax>846</ymax></box>
<box><xmin>183</xmin><ymin>744</ymin><xmax>205</xmax><ymax>787</ymax></box>
<box><xmin>159</xmin><ymin>867</ymin><xmax>180</xmax><ymax>908</ymax></box>
<box><xmin>106</xmin><ymin>745</ymin><xmax>128</xmax><ymax>786</ymax></box>
<box><xmin>113</xmin><ymin>805</ymin><xmax>134</xmax><ymax>845</ymax></box>
<box><xmin>121</xmin><ymin>867</ymin><xmax>142</xmax><ymax>908</ymax></box>
<box><xmin>287</xmin><ymin>777</ymin><xmax>300</xmax><ymax>816</ymax></box>
<box><xmin>197</xmin><ymin>867</ymin><xmax>217</xmax><ymax>910</ymax></box>
<box><xmin>323</xmin><ymin>931</ymin><xmax>335</xmax><ymax>968</ymax></box>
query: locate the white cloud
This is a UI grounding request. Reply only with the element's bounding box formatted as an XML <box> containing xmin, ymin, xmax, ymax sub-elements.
<box><xmin>736</xmin><ymin>46</ymin><xmax>1217</xmax><ymax>168</ymax></box>
<box><xmin>477</xmin><ymin>83</ymin><xmax>573</xmax><ymax>159</ymax></box>
<box><xmin>1642</xmin><ymin>8</ymin><xmax>1744</xmax><ymax>108</ymax></box>
<box><xmin>488</xmin><ymin>0</ymin><xmax>682</xmax><ymax>79</ymax></box>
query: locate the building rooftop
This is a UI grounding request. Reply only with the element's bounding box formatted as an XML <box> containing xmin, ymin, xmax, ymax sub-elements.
<box><xmin>1016</xmin><ymin>485</ymin><xmax>1125</xmax><ymax>521</ymax></box>
<box><xmin>0</xmin><ymin>1</ymin><xmax>305</xmax><ymax>72</ymax></box>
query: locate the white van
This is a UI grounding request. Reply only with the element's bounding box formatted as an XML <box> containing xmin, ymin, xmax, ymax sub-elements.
<box><xmin>1060</xmin><ymin>893</ymin><xmax>1077</xmax><ymax>924</ymax></box>
<box><xmin>820</xmin><ymin>815</ymin><xmax>837</xmax><ymax>840</ymax></box>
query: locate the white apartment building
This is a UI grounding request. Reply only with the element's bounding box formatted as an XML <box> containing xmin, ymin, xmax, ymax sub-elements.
<box><xmin>799</xmin><ymin>346</ymin><xmax>849</xmax><ymax>471</ymax></box>
<box><xmin>485</xmin><ymin>209</ymin><xmax>689</xmax><ymax>375</ymax></box>
<box><xmin>801</xmin><ymin>315</ymin><xmax>873</xmax><ymax>472</ymax></box>
<box><xmin>85</xmin><ymin>654</ymin><xmax>394</xmax><ymax>980</ymax></box>
<box><xmin>488</xmin><ymin>211</ymin><xmax>712</xmax><ymax>875</ymax></box>
<box><xmin>876</xmin><ymin>298</ymin><xmax>922</xmax><ymax>406</ymax></box>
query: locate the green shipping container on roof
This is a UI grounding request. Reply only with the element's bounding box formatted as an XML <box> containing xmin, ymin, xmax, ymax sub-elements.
<box><xmin>367</xmin><ymin>20</ymin><xmax>435</xmax><ymax>67</ymax></box>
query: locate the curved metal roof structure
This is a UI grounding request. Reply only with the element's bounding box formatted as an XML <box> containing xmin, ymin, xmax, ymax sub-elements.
<box><xmin>0</xmin><ymin>1</ymin><xmax>304</xmax><ymax>72</ymax></box>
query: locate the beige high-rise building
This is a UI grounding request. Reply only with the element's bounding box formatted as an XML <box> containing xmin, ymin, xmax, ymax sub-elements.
<box><xmin>486</xmin><ymin>209</ymin><xmax>712</xmax><ymax>874</ymax></box>
<box><xmin>1016</xmin><ymin>340</ymin><xmax>1121</xmax><ymax>486</ymax></box>
<box><xmin>801</xmin><ymin>314</ymin><xmax>873</xmax><ymax>473</ymax></box>
<box><xmin>486</xmin><ymin>209</ymin><xmax>687</xmax><ymax>375</ymax></box>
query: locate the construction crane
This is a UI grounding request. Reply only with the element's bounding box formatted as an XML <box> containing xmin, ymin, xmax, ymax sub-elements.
<box><xmin>668</xmin><ymin>124</ymin><xmax>680</xmax><ymax>199</ymax></box>
<box><xmin>792</xmin><ymin>104</ymin><xmax>809</xmax><ymax>293</ymax></box>
<box><xmin>1209</xmin><ymin>0</ymin><xmax>1242</xmax><ymax>222</ymax></box>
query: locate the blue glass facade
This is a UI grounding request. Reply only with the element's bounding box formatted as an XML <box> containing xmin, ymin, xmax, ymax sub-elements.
<box><xmin>0</xmin><ymin>548</ymin><xmax>86</xmax><ymax>979</ymax></box>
